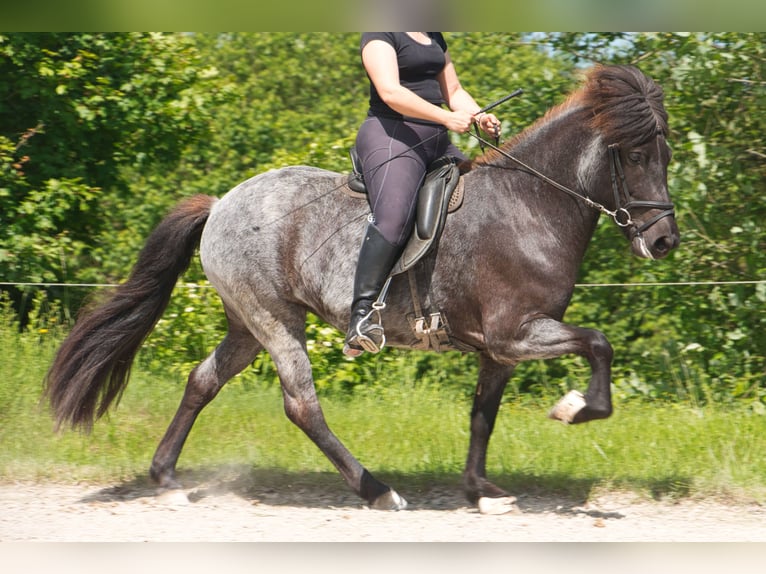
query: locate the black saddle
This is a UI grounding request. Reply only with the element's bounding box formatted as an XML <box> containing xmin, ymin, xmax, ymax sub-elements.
<box><xmin>347</xmin><ymin>146</ymin><xmax>461</xmax><ymax>276</ymax></box>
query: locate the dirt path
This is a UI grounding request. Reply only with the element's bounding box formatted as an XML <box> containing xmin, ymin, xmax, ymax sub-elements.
<box><xmin>2</xmin><ymin>471</ymin><xmax>765</xmax><ymax>542</ymax></box>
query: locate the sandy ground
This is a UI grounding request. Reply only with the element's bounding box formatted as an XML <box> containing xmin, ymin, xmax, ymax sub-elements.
<box><xmin>2</xmin><ymin>469</ymin><xmax>766</xmax><ymax>542</ymax></box>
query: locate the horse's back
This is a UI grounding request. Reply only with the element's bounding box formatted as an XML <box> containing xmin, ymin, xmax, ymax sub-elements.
<box><xmin>199</xmin><ymin>165</ymin><xmax>366</xmax><ymax>328</ymax></box>
<box><xmin>209</xmin><ymin>165</ymin><xmax>340</xmax><ymax>221</ymax></box>
<box><xmin>203</xmin><ymin>165</ymin><xmax>345</xmax><ymax>249</ymax></box>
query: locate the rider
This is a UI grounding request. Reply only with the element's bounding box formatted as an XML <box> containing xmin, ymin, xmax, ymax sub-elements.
<box><xmin>344</xmin><ymin>32</ymin><xmax>501</xmax><ymax>357</ymax></box>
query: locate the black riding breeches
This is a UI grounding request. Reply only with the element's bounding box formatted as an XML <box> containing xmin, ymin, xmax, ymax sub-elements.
<box><xmin>355</xmin><ymin>115</ymin><xmax>466</xmax><ymax>246</ymax></box>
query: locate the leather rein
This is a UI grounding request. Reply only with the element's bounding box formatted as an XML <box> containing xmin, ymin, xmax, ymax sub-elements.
<box><xmin>470</xmin><ymin>132</ymin><xmax>676</xmax><ymax>240</ymax></box>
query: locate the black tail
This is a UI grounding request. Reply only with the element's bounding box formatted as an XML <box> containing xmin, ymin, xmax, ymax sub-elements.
<box><xmin>43</xmin><ymin>194</ymin><xmax>217</xmax><ymax>431</ymax></box>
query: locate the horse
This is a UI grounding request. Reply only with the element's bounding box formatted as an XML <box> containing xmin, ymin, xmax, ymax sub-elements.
<box><xmin>44</xmin><ymin>64</ymin><xmax>680</xmax><ymax>513</ymax></box>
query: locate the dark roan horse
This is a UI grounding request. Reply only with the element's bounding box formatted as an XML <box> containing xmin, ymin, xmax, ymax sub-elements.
<box><xmin>45</xmin><ymin>65</ymin><xmax>680</xmax><ymax>513</ymax></box>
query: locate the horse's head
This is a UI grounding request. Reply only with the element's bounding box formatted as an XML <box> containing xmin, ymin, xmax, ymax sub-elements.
<box><xmin>609</xmin><ymin>138</ymin><xmax>680</xmax><ymax>260</ymax></box>
<box><xmin>585</xmin><ymin>65</ymin><xmax>680</xmax><ymax>260</ymax></box>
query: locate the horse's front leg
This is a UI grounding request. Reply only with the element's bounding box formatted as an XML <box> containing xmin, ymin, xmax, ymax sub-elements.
<box><xmin>462</xmin><ymin>354</ymin><xmax>519</xmax><ymax>514</ymax></box>
<box><xmin>510</xmin><ymin>316</ymin><xmax>614</xmax><ymax>424</ymax></box>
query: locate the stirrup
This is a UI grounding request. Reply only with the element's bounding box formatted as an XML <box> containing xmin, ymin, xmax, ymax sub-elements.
<box><xmin>343</xmin><ymin>277</ymin><xmax>392</xmax><ymax>356</ymax></box>
<box><xmin>356</xmin><ymin>326</ymin><xmax>386</xmax><ymax>354</ymax></box>
<box><xmin>354</xmin><ymin>308</ymin><xmax>386</xmax><ymax>353</ymax></box>
<box><xmin>344</xmin><ymin>307</ymin><xmax>386</xmax><ymax>355</ymax></box>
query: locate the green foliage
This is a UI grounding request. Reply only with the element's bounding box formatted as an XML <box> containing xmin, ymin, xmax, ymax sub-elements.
<box><xmin>0</xmin><ymin>32</ymin><xmax>230</xmax><ymax>300</ymax></box>
<box><xmin>0</xmin><ymin>33</ymin><xmax>225</xmax><ymax>189</ymax></box>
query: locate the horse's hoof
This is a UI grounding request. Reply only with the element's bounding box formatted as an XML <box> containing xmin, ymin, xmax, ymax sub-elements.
<box><xmin>156</xmin><ymin>488</ymin><xmax>191</xmax><ymax>506</ymax></box>
<box><xmin>548</xmin><ymin>389</ymin><xmax>586</xmax><ymax>424</ymax></box>
<box><xmin>478</xmin><ymin>496</ymin><xmax>518</xmax><ymax>515</ymax></box>
<box><xmin>150</xmin><ymin>466</ymin><xmax>184</xmax><ymax>490</ymax></box>
<box><xmin>371</xmin><ymin>489</ymin><xmax>408</xmax><ymax>511</ymax></box>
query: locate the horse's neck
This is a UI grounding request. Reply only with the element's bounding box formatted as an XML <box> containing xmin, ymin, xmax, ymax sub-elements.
<box><xmin>501</xmin><ymin>116</ymin><xmax>604</xmax><ymax>238</ymax></box>
<box><xmin>453</xmin><ymin>118</ymin><xmax>604</xmax><ymax>288</ymax></box>
<box><xmin>512</xmin><ymin>107</ymin><xmax>600</xmax><ymax>185</ymax></box>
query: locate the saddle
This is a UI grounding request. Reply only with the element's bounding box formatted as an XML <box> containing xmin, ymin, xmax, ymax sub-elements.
<box><xmin>343</xmin><ymin>147</ymin><xmax>473</xmax><ymax>353</ymax></box>
<box><xmin>344</xmin><ymin>146</ymin><xmax>464</xmax><ymax>276</ymax></box>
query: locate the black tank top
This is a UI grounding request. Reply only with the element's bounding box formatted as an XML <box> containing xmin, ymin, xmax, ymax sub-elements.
<box><xmin>361</xmin><ymin>32</ymin><xmax>448</xmax><ymax>124</ymax></box>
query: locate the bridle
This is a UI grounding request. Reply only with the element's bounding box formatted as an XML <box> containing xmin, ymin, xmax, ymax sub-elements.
<box><xmin>606</xmin><ymin>143</ymin><xmax>675</xmax><ymax>240</ymax></box>
<box><xmin>471</xmin><ymin>132</ymin><xmax>676</xmax><ymax>240</ymax></box>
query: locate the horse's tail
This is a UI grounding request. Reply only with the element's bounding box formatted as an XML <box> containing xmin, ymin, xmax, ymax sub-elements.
<box><xmin>44</xmin><ymin>194</ymin><xmax>217</xmax><ymax>432</ymax></box>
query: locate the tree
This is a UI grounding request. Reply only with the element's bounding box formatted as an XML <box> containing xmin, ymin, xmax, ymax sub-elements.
<box><xmin>0</xmin><ymin>33</ymin><xmax>229</xmax><ymax>314</ymax></box>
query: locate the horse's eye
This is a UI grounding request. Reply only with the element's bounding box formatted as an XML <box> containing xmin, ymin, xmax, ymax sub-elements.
<box><xmin>628</xmin><ymin>151</ymin><xmax>642</xmax><ymax>164</ymax></box>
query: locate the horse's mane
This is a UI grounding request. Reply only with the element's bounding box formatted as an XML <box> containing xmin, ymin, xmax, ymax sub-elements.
<box><xmin>471</xmin><ymin>64</ymin><xmax>667</xmax><ymax>168</ymax></box>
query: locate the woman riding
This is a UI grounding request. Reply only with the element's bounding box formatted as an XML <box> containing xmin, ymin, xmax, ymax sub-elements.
<box><xmin>344</xmin><ymin>32</ymin><xmax>502</xmax><ymax>357</ymax></box>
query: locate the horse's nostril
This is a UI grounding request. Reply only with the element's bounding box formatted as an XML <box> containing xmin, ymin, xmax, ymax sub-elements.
<box><xmin>653</xmin><ymin>235</ymin><xmax>679</xmax><ymax>257</ymax></box>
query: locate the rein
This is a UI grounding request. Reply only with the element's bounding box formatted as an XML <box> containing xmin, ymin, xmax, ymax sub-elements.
<box><xmin>348</xmin><ymin>89</ymin><xmax>675</xmax><ymax>239</ymax></box>
<box><xmin>469</xmin><ymin>132</ymin><xmax>675</xmax><ymax>238</ymax></box>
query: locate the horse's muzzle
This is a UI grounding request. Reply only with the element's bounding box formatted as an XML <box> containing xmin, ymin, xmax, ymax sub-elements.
<box><xmin>632</xmin><ymin>217</ymin><xmax>680</xmax><ymax>260</ymax></box>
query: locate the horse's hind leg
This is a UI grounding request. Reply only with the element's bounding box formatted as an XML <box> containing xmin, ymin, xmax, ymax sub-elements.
<box><xmin>265</xmin><ymin>321</ymin><xmax>406</xmax><ymax>510</ymax></box>
<box><xmin>150</xmin><ymin>321</ymin><xmax>262</xmax><ymax>489</ymax></box>
<box><xmin>462</xmin><ymin>354</ymin><xmax>519</xmax><ymax>514</ymax></box>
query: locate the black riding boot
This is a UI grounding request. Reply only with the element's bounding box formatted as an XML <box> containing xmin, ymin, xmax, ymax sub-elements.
<box><xmin>343</xmin><ymin>223</ymin><xmax>402</xmax><ymax>357</ymax></box>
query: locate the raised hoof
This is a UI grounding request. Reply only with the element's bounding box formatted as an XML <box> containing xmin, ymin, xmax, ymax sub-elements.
<box><xmin>548</xmin><ymin>390</ymin><xmax>587</xmax><ymax>424</ymax></box>
<box><xmin>370</xmin><ymin>489</ymin><xmax>408</xmax><ymax>511</ymax></box>
<box><xmin>478</xmin><ymin>496</ymin><xmax>518</xmax><ymax>515</ymax></box>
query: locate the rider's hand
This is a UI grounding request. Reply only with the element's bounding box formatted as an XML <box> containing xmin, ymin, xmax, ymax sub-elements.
<box><xmin>443</xmin><ymin>110</ymin><xmax>476</xmax><ymax>134</ymax></box>
<box><xmin>475</xmin><ymin>112</ymin><xmax>501</xmax><ymax>138</ymax></box>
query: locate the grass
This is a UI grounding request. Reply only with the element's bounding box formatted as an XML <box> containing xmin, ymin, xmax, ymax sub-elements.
<box><xmin>2</xmin><ymin>319</ymin><xmax>766</xmax><ymax>504</ymax></box>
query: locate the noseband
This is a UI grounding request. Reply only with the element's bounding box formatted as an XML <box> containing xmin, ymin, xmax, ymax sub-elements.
<box><xmin>607</xmin><ymin>144</ymin><xmax>675</xmax><ymax>240</ymax></box>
